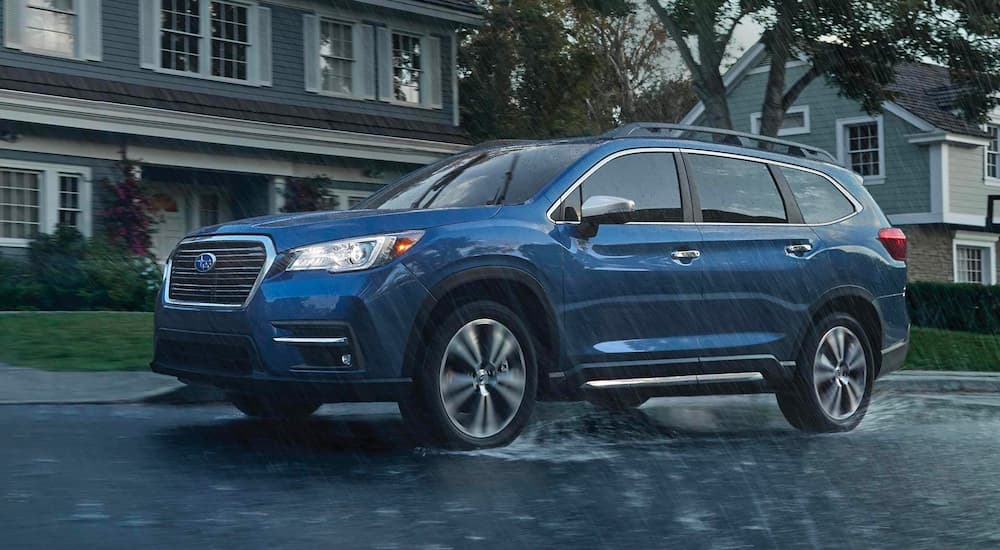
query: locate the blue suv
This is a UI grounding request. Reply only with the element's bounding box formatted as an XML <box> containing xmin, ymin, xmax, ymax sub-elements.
<box><xmin>152</xmin><ymin>124</ymin><xmax>909</xmax><ymax>448</ymax></box>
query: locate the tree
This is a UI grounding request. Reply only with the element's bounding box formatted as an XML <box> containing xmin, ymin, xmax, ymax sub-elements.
<box><xmin>644</xmin><ymin>0</ymin><xmax>1000</xmax><ymax>136</ymax></box>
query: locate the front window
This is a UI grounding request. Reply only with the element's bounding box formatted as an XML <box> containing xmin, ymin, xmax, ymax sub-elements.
<box><xmin>320</xmin><ymin>20</ymin><xmax>353</xmax><ymax>95</ymax></box>
<box><xmin>24</xmin><ymin>0</ymin><xmax>76</xmax><ymax>56</ymax></box>
<box><xmin>363</xmin><ymin>144</ymin><xmax>593</xmax><ymax>211</ymax></box>
<box><xmin>58</xmin><ymin>174</ymin><xmax>81</xmax><ymax>228</ymax></box>
<box><xmin>391</xmin><ymin>32</ymin><xmax>421</xmax><ymax>103</ymax></box>
<box><xmin>845</xmin><ymin>122</ymin><xmax>881</xmax><ymax>177</ymax></box>
<box><xmin>0</xmin><ymin>169</ymin><xmax>42</xmax><ymax>240</ymax></box>
<box><xmin>159</xmin><ymin>0</ymin><xmax>250</xmax><ymax>81</ymax></box>
<box><xmin>987</xmin><ymin>124</ymin><xmax>998</xmax><ymax>179</ymax></box>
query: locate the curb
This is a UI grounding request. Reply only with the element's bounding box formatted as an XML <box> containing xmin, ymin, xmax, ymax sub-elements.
<box><xmin>878</xmin><ymin>371</ymin><xmax>1000</xmax><ymax>394</ymax></box>
<box><xmin>140</xmin><ymin>383</ymin><xmax>227</xmax><ymax>405</ymax></box>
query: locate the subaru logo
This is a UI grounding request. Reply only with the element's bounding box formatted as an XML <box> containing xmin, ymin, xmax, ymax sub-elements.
<box><xmin>194</xmin><ymin>252</ymin><xmax>217</xmax><ymax>273</ymax></box>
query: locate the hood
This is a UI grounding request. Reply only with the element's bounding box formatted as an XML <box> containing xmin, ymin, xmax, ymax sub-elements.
<box><xmin>190</xmin><ymin>206</ymin><xmax>502</xmax><ymax>251</ymax></box>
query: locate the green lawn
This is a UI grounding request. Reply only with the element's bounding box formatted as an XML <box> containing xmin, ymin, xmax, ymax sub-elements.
<box><xmin>0</xmin><ymin>312</ymin><xmax>153</xmax><ymax>371</ymax></box>
<box><xmin>905</xmin><ymin>327</ymin><xmax>1000</xmax><ymax>372</ymax></box>
<box><xmin>0</xmin><ymin>312</ymin><xmax>998</xmax><ymax>373</ymax></box>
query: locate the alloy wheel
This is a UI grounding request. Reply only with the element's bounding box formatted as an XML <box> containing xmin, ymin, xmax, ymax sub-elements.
<box><xmin>812</xmin><ymin>326</ymin><xmax>868</xmax><ymax>421</ymax></box>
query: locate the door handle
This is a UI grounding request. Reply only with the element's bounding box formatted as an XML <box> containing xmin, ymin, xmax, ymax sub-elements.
<box><xmin>671</xmin><ymin>249</ymin><xmax>701</xmax><ymax>260</ymax></box>
<box><xmin>785</xmin><ymin>243</ymin><xmax>813</xmax><ymax>256</ymax></box>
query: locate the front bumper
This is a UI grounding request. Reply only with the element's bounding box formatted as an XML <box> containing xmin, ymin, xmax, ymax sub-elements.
<box><xmin>151</xmin><ymin>259</ymin><xmax>431</xmax><ymax>401</ymax></box>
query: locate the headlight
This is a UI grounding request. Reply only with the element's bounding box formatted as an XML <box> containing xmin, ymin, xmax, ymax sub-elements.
<box><xmin>285</xmin><ymin>231</ymin><xmax>424</xmax><ymax>273</ymax></box>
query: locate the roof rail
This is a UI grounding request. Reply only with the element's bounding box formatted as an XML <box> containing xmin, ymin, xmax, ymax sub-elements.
<box><xmin>606</xmin><ymin>123</ymin><xmax>838</xmax><ymax>164</ymax></box>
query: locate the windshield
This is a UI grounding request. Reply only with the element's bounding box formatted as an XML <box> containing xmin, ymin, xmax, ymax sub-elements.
<box><xmin>361</xmin><ymin>143</ymin><xmax>593</xmax><ymax>210</ymax></box>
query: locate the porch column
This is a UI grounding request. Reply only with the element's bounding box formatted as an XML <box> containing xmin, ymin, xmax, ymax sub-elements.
<box><xmin>268</xmin><ymin>176</ymin><xmax>286</xmax><ymax>214</ymax></box>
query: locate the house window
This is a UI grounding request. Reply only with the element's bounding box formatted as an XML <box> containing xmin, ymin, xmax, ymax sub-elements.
<box><xmin>199</xmin><ymin>193</ymin><xmax>220</xmax><ymax>226</ymax></box>
<box><xmin>58</xmin><ymin>174</ymin><xmax>82</xmax><ymax>228</ymax></box>
<box><xmin>320</xmin><ymin>20</ymin><xmax>353</xmax><ymax>95</ymax></box>
<box><xmin>391</xmin><ymin>32</ymin><xmax>421</xmax><ymax>103</ymax></box>
<box><xmin>956</xmin><ymin>245</ymin><xmax>988</xmax><ymax>284</ymax></box>
<box><xmin>846</xmin><ymin>122</ymin><xmax>880</xmax><ymax>177</ymax></box>
<box><xmin>0</xmin><ymin>169</ymin><xmax>42</xmax><ymax>240</ymax></box>
<box><xmin>987</xmin><ymin>124</ymin><xmax>998</xmax><ymax>180</ymax></box>
<box><xmin>153</xmin><ymin>0</ymin><xmax>255</xmax><ymax>82</ymax></box>
<box><xmin>24</xmin><ymin>0</ymin><xmax>76</xmax><ymax>56</ymax></box>
<box><xmin>750</xmin><ymin>106</ymin><xmax>810</xmax><ymax>137</ymax></box>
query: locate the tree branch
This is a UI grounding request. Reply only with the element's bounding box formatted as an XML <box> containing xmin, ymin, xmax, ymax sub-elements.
<box><xmin>646</xmin><ymin>0</ymin><xmax>701</xmax><ymax>80</ymax></box>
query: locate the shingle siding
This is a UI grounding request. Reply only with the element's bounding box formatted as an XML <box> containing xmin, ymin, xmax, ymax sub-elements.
<box><xmin>0</xmin><ymin>0</ymin><xmax>458</xmax><ymax>127</ymax></box>
<box><xmin>949</xmin><ymin>144</ymin><xmax>991</xmax><ymax>217</ymax></box>
<box><xmin>722</xmin><ymin>65</ymin><xmax>931</xmax><ymax>215</ymax></box>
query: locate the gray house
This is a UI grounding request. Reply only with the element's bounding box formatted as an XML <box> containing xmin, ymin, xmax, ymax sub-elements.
<box><xmin>0</xmin><ymin>0</ymin><xmax>477</xmax><ymax>260</ymax></box>
<box><xmin>683</xmin><ymin>43</ymin><xmax>1000</xmax><ymax>285</ymax></box>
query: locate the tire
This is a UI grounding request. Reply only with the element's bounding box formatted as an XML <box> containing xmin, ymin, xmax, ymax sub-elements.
<box><xmin>229</xmin><ymin>393</ymin><xmax>321</xmax><ymax>420</ymax></box>
<box><xmin>776</xmin><ymin>312</ymin><xmax>875</xmax><ymax>433</ymax></box>
<box><xmin>399</xmin><ymin>301</ymin><xmax>538</xmax><ymax>449</ymax></box>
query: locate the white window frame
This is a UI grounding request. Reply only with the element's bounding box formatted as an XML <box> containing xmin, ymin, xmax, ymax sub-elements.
<box><xmin>376</xmin><ymin>25</ymin><xmax>442</xmax><ymax>110</ymax></box>
<box><xmin>0</xmin><ymin>160</ymin><xmax>92</xmax><ymax>248</ymax></box>
<box><xmin>750</xmin><ymin>105</ymin><xmax>810</xmax><ymax>137</ymax></box>
<box><xmin>318</xmin><ymin>18</ymin><xmax>356</xmax><ymax>98</ymax></box>
<box><xmin>388</xmin><ymin>29</ymin><xmax>424</xmax><ymax>106</ymax></box>
<box><xmin>3</xmin><ymin>0</ymin><xmax>102</xmax><ymax>61</ymax></box>
<box><xmin>836</xmin><ymin>115</ymin><xmax>885</xmax><ymax>185</ymax></box>
<box><xmin>985</xmin><ymin>121</ymin><xmax>1000</xmax><ymax>187</ymax></box>
<box><xmin>144</xmin><ymin>0</ymin><xmax>267</xmax><ymax>86</ymax></box>
<box><xmin>953</xmin><ymin>231</ymin><xmax>999</xmax><ymax>285</ymax></box>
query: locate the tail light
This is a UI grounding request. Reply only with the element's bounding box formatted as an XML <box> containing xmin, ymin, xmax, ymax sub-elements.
<box><xmin>878</xmin><ymin>228</ymin><xmax>907</xmax><ymax>261</ymax></box>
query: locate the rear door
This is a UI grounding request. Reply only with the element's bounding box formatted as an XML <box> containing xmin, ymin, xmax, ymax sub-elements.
<box><xmin>555</xmin><ymin>150</ymin><xmax>704</xmax><ymax>369</ymax></box>
<box><xmin>684</xmin><ymin>151</ymin><xmax>822</xmax><ymax>364</ymax></box>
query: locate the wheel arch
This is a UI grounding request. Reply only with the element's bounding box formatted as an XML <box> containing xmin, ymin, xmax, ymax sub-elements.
<box><xmin>805</xmin><ymin>286</ymin><xmax>885</xmax><ymax>374</ymax></box>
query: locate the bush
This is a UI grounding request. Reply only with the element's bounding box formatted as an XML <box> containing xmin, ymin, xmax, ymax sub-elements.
<box><xmin>0</xmin><ymin>226</ymin><xmax>162</xmax><ymax>312</ymax></box>
<box><xmin>906</xmin><ymin>281</ymin><xmax>1000</xmax><ymax>334</ymax></box>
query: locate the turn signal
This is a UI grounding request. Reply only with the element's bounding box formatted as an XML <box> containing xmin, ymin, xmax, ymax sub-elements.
<box><xmin>878</xmin><ymin>228</ymin><xmax>907</xmax><ymax>261</ymax></box>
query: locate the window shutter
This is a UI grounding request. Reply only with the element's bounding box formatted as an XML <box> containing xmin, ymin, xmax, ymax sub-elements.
<box><xmin>377</xmin><ymin>26</ymin><xmax>392</xmax><ymax>101</ymax></box>
<box><xmin>256</xmin><ymin>7</ymin><xmax>272</xmax><ymax>86</ymax></box>
<box><xmin>352</xmin><ymin>24</ymin><xmax>375</xmax><ymax>100</ymax></box>
<box><xmin>420</xmin><ymin>35</ymin><xmax>442</xmax><ymax>109</ymax></box>
<box><xmin>303</xmin><ymin>14</ymin><xmax>320</xmax><ymax>93</ymax></box>
<box><xmin>4</xmin><ymin>0</ymin><xmax>23</xmax><ymax>49</ymax></box>
<box><xmin>139</xmin><ymin>0</ymin><xmax>160</xmax><ymax>69</ymax></box>
<box><xmin>79</xmin><ymin>0</ymin><xmax>102</xmax><ymax>60</ymax></box>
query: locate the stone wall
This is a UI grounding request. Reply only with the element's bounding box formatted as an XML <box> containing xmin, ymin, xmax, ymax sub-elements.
<box><xmin>900</xmin><ymin>224</ymin><xmax>954</xmax><ymax>282</ymax></box>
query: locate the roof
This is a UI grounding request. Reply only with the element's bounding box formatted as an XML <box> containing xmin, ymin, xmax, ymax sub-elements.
<box><xmin>0</xmin><ymin>66</ymin><xmax>472</xmax><ymax>145</ymax></box>
<box><xmin>888</xmin><ymin>63</ymin><xmax>989</xmax><ymax>138</ymax></box>
<box><xmin>416</xmin><ymin>0</ymin><xmax>481</xmax><ymax>15</ymax></box>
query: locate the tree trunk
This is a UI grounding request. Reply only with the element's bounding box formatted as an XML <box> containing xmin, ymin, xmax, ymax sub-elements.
<box><xmin>759</xmin><ymin>48</ymin><xmax>789</xmax><ymax>137</ymax></box>
<box><xmin>696</xmin><ymin>67</ymin><xmax>733</xmax><ymax>130</ymax></box>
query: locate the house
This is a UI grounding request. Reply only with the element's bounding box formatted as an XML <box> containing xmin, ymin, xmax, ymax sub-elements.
<box><xmin>0</xmin><ymin>0</ymin><xmax>479</xmax><ymax>260</ymax></box>
<box><xmin>682</xmin><ymin>43</ymin><xmax>1000</xmax><ymax>285</ymax></box>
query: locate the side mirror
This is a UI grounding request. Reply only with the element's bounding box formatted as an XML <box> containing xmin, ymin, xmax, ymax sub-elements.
<box><xmin>576</xmin><ymin>195</ymin><xmax>635</xmax><ymax>238</ymax></box>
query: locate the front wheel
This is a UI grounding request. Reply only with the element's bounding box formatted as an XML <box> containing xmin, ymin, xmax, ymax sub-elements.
<box><xmin>776</xmin><ymin>313</ymin><xmax>874</xmax><ymax>433</ymax></box>
<box><xmin>400</xmin><ymin>301</ymin><xmax>538</xmax><ymax>449</ymax></box>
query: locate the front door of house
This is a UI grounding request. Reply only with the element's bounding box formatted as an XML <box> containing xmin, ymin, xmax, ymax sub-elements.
<box><xmin>149</xmin><ymin>187</ymin><xmax>189</xmax><ymax>262</ymax></box>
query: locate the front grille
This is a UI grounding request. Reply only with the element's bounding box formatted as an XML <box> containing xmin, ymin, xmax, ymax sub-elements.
<box><xmin>168</xmin><ymin>239</ymin><xmax>268</xmax><ymax>306</ymax></box>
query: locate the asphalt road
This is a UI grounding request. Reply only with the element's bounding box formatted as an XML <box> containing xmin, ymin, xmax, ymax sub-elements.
<box><xmin>2</xmin><ymin>392</ymin><xmax>1000</xmax><ymax>549</ymax></box>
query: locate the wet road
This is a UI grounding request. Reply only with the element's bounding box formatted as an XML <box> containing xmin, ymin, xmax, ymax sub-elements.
<box><xmin>2</xmin><ymin>392</ymin><xmax>1000</xmax><ymax>549</ymax></box>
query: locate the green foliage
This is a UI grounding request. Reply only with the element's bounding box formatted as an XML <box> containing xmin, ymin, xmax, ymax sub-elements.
<box><xmin>906</xmin><ymin>281</ymin><xmax>1000</xmax><ymax>334</ymax></box>
<box><xmin>0</xmin><ymin>226</ymin><xmax>162</xmax><ymax>312</ymax></box>
<box><xmin>906</xmin><ymin>327</ymin><xmax>1000</xmax><ymax>372</ymax></box>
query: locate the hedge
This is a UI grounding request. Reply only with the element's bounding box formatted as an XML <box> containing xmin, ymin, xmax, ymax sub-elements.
<box><xmin>906</xmin><ymin>281</ymin><xmax>1000</xmax><ymax>334</ymax></box>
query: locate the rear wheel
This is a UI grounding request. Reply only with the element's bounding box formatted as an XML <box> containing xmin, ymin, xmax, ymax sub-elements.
<box><xmin>400</xmin><ymin>301</ymin><xmax>537</xmax><ymax>449</ymax></box>
<box><xmin>229</xmin><ymin>393</ymin><xmax>321</xmax><ymax>420</ymax></box>
<box><xmin>776</xmin><ymin>313</ymin><xmax>874</xmax><ymax>432</ymax></box>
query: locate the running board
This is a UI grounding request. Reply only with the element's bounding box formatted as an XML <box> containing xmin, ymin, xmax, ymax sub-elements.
<box><xmin>582</xmin><ymin>372</ymin><xmax>764</xmax><ymax>390</ymax></box>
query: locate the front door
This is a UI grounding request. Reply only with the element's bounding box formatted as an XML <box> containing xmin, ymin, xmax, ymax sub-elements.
<box><xmin>149</xmin><ymin>187</ymin><xmax>189</xmax><ymax>262</ymax></box>
<box><xmin>556</xmin><ymin>150</ymin><xmax>704</xmax><ymax>370</ymax></box>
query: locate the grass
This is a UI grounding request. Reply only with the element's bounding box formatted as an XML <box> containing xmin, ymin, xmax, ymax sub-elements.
<box><xmin>0</xmin><ymin>311</ymin><xmax>153</xmax><ymax>371</ymax></box>
<box><xmin>905</xmin><ymin>327</ymin><xmax>1000</xmax><ymax>372</ymax></box>
<box><xmin>0</xmin><ymin>312</ymin><xmax>997</xmax><ymax>373</ymax></box>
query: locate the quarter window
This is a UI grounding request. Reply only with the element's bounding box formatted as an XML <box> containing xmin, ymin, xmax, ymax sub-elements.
<box><xmin>556</xmin><ymin>153</ymin><xmax>683</xmax><ymax>223</ymax></box>
<box><xmin>320</xmin><ymin>20</ymin><xmax>353</xmax><ymax>95</ymax></box>
<box><xmin>24</xmin><ymin>0</ymin><xmax>76</xmax><ymax>56</ymax></box>
<box><xmin>391</xmin><ymin>32</ymin><xmax>421</xmax><ymax>103</ymax></box>
<box><xmin>987</xmin><ymin>124</ymin><xmax>998</xmax><ymax>180</ymax></box>
<box><xmin>780</xmin><ymin>167</ymin><xmax>855</xmax><ymax>224</ymax></box>
<box><xmin>688</xmin><ymin>155</ymin><xmax>787</xmax><ymax>224</ymax></box>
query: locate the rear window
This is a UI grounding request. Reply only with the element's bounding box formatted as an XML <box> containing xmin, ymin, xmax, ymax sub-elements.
<box><xmin>780</xmin><ymin>167</ymin><xmax>856</xmax><ymax>224</ymax></box>
<box><xmin>361</xmin><ymin>143</ymin><xmax>593</xmax><ymax>210</ymax></box>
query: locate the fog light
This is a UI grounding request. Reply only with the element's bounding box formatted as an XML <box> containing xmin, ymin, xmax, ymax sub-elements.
<box><xmin>341</xmin><ymin>354</ymin><xmax>353</xmax><ymax>367</ymax></box>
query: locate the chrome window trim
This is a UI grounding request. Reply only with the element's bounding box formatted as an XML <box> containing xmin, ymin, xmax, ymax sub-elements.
<box><xmin>163</xmin><ymin>235</ymin><xmax>276</xmax><ymax>310</ymax></box>
<box><xmin>546</xmin><ymin>147</ymin><xmax>863</xmax><ymax>228</ymax></box>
